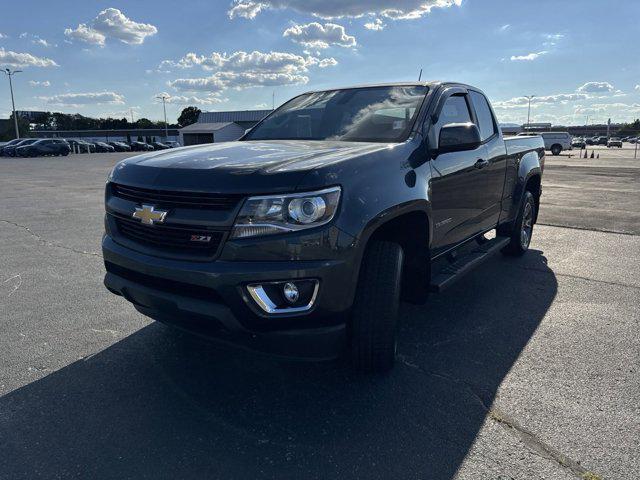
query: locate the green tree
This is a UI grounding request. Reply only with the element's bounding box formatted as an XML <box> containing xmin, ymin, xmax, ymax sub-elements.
<box><xmin>178</xmin><ymin>106</ymin><xmax>201</xmax><ymax>127</ymax></box>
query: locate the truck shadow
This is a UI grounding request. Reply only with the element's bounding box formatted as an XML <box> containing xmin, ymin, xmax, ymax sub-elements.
<box><xmin>0</xmin><ymin>250</ymin><xmax>556</xmax><ymax>480</ymax></box>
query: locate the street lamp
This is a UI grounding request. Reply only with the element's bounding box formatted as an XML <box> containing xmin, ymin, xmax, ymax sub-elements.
<box><xmin>155</xmin><ymin>94</ymin><xmax>170</xmax><ymax>139</ymax></box>
<box><xmin>3</xmin><ymin>68</ymin><xmax>22</xmax><ymax>139</ymax></box>
<box><xmin>525</xmin><ymin>95</ymin><xmax>535</xmax><ymax>128</ymax></box>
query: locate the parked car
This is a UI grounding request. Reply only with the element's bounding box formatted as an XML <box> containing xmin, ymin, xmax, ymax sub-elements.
<box><xmin>107</xmin><ymin>141</ymin><xmax>132</xmax><ymax>152</ymax></box>
<box><xmin>571</xmin><ymin>137</ymin><xmax>586</xmax><ymax>149</ymax></box>
<box><xmin>0</xmin><ymin>138</ymin><xmax>24</xmax><ymax>156</ymax></box>
<box><xmin>596</xmin><ymin>136</ymin><xmax>608</xmax><ymax>146</ymax></box>
<box><xmin>151</xmin><ymin>141</ymin><xmax>170</xmax><ymax>150</ymax></box>
<box><xmin>129</xmin><ymin>141</ymin><xmax>154</xmax><ymax>151</ymax></box>
<box><xmin>93</xmin><ymin>142</ymin><xmax>115</xmax><ymax>153</ymax></box>
<box><xmin>16</xmin><ymin>138</ymin><xmax>71</xmax><ymax>157</ymax></box>
<box><xmin>585</xmin><ymin>137</ymin><xmax>595</xmax><ymax>145</ymax></box>
<box><xmin>607</xmin><ymin>137</ymin><xmax>623</xmax><ymax>148</ymax></box>
<box><xmin>66</xmin><ymin>139</ymin><xmax>97</xmax><ymax>153</ymax></box>
<box><xmin>164</xmin><ymin>141</ymin><xmax>181</xmax><ymax>148</ymax></box>
<box><xmin>3</xmin><ymin>138</ymin><xmax>40</xmax><ymax>157</ymax></box>
<box><xmin>628</xmin><ymin>137</ymin><xmax>638</xmax><ymax>144</ymax></box>
<box><xmin>103</xmin><ymin>81</ymin><xmax>546</xmax><ymax>372</ymax></box>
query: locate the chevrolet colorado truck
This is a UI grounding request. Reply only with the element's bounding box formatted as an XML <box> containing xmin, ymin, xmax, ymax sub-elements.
<box><xmin>103</xmin><ymin>82</ymin><xmax>545</xmax><ymax>372</ymax></box>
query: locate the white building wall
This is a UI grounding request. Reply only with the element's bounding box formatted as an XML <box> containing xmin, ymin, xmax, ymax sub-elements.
<box><xmin>214</xmin><ymin>123</ymin><xmax>246</xmax><ymax>143</ymax></box>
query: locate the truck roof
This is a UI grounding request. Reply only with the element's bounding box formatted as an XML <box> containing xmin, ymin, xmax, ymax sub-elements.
<box><xmin>300</xmin><ymin>81</ymin><xmax>489</xmax><ymax>96</ymax></box>
<box><xmin>301</xmin><ymin>81</ymin><xmax>446</xmax><ymax>94</ymax></box>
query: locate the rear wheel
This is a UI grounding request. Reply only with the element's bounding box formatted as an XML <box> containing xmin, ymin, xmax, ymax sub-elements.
<box><xmin>551</xmin><ymin>144</ymin><xmax>562</xmax><ymax>156</ymax></box>
<box><xmin>502</xmin><ymin>191</ymin><xmax>536</xmax><ymax>257</ymax></box>
<box><xmin>350</xmin><ymin>241</ymin><xmax>403</xmax><ymax>373</ymax></box>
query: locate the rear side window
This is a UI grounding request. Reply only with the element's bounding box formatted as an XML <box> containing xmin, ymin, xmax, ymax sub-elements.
<box><xmin>470</xmin><ymin>91</ymin><xmax>497</xmax><ymax>141</ymax></box>
<box><xmin>435</xmin><ymin>95</ymin><xmax>472</xmax><ymax>133</ymax></box>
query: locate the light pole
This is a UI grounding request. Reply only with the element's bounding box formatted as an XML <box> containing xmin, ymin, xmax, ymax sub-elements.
<box><xmin>155</xmin><ymin>94</ymin><xmax>169</xmax><ymax>139</ymax></box>
<box><xmin>525</xmin><ymin>95</ymin><xmax>535</xmax><ymax>129</ymax></box>
<box><xmin>3</xmin><ymin>68</ymin><xmax>22</xmax><ymax>139</ymax></box>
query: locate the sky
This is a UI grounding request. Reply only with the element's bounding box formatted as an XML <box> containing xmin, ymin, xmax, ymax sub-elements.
<box><xmin>1</xmin><ymin>0</ymin><xmax>639</xmax><ymax>125</ymax></box>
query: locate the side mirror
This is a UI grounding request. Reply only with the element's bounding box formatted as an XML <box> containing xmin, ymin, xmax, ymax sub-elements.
<box><xmin>438</xmin><ymin>123</ymin><xmax>481</xmax><ymax>154</ymax></box>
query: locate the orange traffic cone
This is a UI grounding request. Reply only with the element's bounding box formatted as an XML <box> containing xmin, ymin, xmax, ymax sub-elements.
<box><xmin>590</xmin><ymin>151</ymin><xmax>595</xmax><ymax>158</ymax></box>
<box><xmin>583</xmin><ymin>149</ymin><xmax>588</xmax><ymax>158</ymax></box>
<box><xmin>597</xmin><ymin>153</ymin><xmax>600</xmax><ymax>159</ymax></box>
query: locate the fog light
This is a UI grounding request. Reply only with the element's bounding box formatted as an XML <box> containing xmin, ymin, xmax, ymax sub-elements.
<box><xmin>283</xmin><ymin>282</ymin><xmax>299</xmax><ymax>304</ymax></box>
<box><xmin>246</xmin><ymin>279</ymin><xmax>319</xmax><ymax>314</ymax></box>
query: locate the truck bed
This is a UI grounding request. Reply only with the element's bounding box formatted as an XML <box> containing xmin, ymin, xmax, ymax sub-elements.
<box><xmin>504</xmin><ymin>135</ymin><xmax>545</xmax><ymax>156</ymax></box>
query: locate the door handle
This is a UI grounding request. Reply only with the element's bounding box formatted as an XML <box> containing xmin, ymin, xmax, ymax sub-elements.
<box><xmin>474</xmin><ymin>159</ymin><xmax>489</xmax><ymax>169</ymax></box>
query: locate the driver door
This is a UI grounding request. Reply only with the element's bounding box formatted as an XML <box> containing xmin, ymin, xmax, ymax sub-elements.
<box><xmin>429</xmin><ymin>93</ymin><xmax>489</xmax><ymax>254</ymax></box>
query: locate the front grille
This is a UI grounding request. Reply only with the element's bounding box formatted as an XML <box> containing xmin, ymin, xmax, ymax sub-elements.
<box><xmin>111</xmin><ymin>183</ymin><xmax>243</xmax><ymax>210</ymax></box>
<box><xmin>114</xmin><ymin>215</ymin><xmax>225</xmax><ymax>258</ymax></box>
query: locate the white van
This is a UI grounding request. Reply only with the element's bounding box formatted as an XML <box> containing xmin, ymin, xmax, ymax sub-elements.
<box><xmin>518</xmin><ymin>131</ymin><xmax>571</xmax><ymax>155</ymax></box>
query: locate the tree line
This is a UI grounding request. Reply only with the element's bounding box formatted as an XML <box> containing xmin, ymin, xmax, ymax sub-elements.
<box><xmin>0</xmin><ymin>106</ymin><xmax>201</xmax><ymax>141</ymax></box>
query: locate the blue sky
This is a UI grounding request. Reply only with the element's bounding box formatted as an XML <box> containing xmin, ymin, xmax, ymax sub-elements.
<box><xmin>1</xmin><ymin>0</ymin><xmax>639</xmax><ymax>125</ymax></box>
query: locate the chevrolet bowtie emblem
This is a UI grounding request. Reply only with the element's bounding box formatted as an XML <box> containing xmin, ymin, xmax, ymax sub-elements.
<box><xmin>132</xmin><ymin>204</ymin><xmax>168</xmax><ymax>225</ymax></box>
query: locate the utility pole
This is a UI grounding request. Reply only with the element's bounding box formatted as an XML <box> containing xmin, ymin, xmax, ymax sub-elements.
<box><xmin>155</xmin><ymin>94</ymin><xmax>169</xmax><ymax>138</ymax></box>
<box><xmin>525</xmin><ymin>95</ymin><xmax>535</xmax><ymax>129</ymax></box>
<box><xmin>272</xmin><ymin>91</ymin><xmax>275</xmax><ymax>110</ymax></box>
<box><xmin>585</xmin><ymin>115</ymin><xmax>589</xmax><ymax>138</ymax></box>
<box><xmin>3</xmin><ymin>68</ymin><xmax>22</xmax><ymax>139</ymax></box>
<box><xmin>130</xmin><ymin>107</ymin><xmax>135</xmax><ymax>124</ymax></box>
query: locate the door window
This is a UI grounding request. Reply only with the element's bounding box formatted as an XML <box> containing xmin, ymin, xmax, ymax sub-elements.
<box><xmin>469</xmin><ymin>91</ymin><xmax>497</xmax><ymax>141</ymax></box>
<box><xmin>434</xmin><ymin>95</ymin><xmax>472</xmax><ymax>134</ymax></box>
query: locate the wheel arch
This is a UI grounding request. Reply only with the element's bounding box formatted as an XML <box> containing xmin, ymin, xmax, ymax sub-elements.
<box><xmin>354</xmin><ymin>201</ymin><xmax>432</xmax><ymax>300</ymax></box>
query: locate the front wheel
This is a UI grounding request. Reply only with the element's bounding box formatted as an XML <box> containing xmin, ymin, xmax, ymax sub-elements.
<box><xmin>350</xmin><ymin>241</ymin><xmax>403</xmax><ymax>373</ymax></box>
<box><xmin>551</xmin><ymin>144</ymin><xmax>562</xmax><ymax>156</ymax></box>
<box><xmin>502</xmin><ymin>191</ymin><xmax>536</xmax><ymax>256</ymax></box>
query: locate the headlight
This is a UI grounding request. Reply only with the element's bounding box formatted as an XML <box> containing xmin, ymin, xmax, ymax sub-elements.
<box><xmin>231</xmin><ymin>186</ymin><xmax>341</xmax><ymax>239</ymax></box>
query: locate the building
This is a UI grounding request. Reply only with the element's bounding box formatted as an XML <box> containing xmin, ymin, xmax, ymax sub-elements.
<box><xmin>179</xmin><ymin>109</ymin><xmax>272</xmax><ymax>146</ymax></box>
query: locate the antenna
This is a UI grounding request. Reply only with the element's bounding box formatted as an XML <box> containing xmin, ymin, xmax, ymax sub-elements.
<box><xmin>418</xmin><ymin>68</ymin><xmax>423</xmax><ymax>82</ymax></box>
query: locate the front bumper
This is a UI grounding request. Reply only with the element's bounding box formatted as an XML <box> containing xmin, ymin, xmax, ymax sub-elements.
<box><xmin>102</xmin><ymin>233</ymin><xmax>358</xmax><ymax>359</ymax></box>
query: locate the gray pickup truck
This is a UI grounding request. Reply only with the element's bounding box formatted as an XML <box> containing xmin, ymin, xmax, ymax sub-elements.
<box><xmin>103</xmin><ymin>82</ymin><xmax>545</xmax><ymax>372</ymax></box>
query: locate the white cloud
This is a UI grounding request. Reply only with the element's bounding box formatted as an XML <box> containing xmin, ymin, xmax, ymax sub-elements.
<box><xmin>577</xmin><ymin>81</ymin><xmax>614</xmax><ymax>93</ymax></box>
<box><xmin>19</xmin><ymin>32</ymin><xmax>28</xmax><ymax>39</ymax></box>
<box><xmin>498</xmin><ymin>24</ymin><xmax>510</xmax><ymax>32</ymax></box>
<box><xmin>318</xmin><ymin>57</ymin><xmax>338</xmax><ymax>67</ymax></box>
<box><xmin>169</xmin><ymin>71</ymin><xmax>309</xmax><ymax>93</ymax></box>
<box><xmin>510</xmin><ymin>51</ymin><xmax>547</xmax><ymax>61</ymax></box>
<box><xmin>364</xmin><ymin>18</ymin><xmax>386</xmax><ymax>30</ymax></box>
<box><xmin>164</xmin><ymin>49</ymin><xmax>336</xmax><ymax>95</ymax></box>
<box><xmin>153</xmin><ymin>92</ymin><xmax>227</xmax><ymax>105</ymax></box>
<box><xmin>0</xmin><ymin>33</ymin><xmax>8</xmax><ymax>39</ymax></box>
<box><xmin>284</xmin><ymin>22</ymin><xmax>356</xmax><ymax>48</ymax></box>
<box><xmin>32</xmin><ymin>37</ymin><xmax>55</xmax><ymax>48</ymax></box>
<box><xmin>40</xmin><ymin>91</ymin><xmax>125</xmax><ymax>106</ymax></box>
<box><xmin>0</xmin><ymin>47</ymin><xmax>58</xmax><ymax>68</ymax></box>
<box><xmin>65</xmin><ymin>8</ymin><xmax>157</xmax><ymax>46</ymax></box>
<box><xmin>228</xmin><ymin>0</ymin><xmax>462</xmax><ymax>20</ymax></box>
<box><xmin>494</xmin><ymin>93</ymin><xmax>589</xmax><ymax>109</ymax></box>
<box><xmin>64</xmin><ymin>24</ymin><xmax>106</xmax><ymax>45</ymax></box>
<box><xmin>161</xmin><ymin>50</ymin><xmax>314</xmax><ymax>73</ymax></box>
<box><xmin>636</xmin><ymin>85</ymin><xmax>640</xmax><ymax>91</ymax></box>
<box><xmin>29</xmin><ymin>80</ymin><xmax>51</xmax><ymax>87</ymax></box>
<box><xmin>573</xmin><ymin>103</ymin><xmax>640</xmax><ymax>115</ymax></box>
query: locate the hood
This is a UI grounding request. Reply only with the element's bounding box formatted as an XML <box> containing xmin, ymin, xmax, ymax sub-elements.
<box><xmin>110</xmin><ymin>140</ymin><xmax>392</xmax><ymax>194</ymax></box>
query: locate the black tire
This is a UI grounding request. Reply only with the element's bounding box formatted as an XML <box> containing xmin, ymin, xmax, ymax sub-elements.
<box><xmin>351</xmin><ymin>241</ymin><xmax>403</xmax><ymax>373</ymax></box>
<box><xmin>551</xmin><ymin>144</ymin><xmax>562</xmax><ymax>156</ymax></box>
<box><xmin>502</xmin><ymin>191</ymin><xmax>536</xmax><ymax>257</ymax></box>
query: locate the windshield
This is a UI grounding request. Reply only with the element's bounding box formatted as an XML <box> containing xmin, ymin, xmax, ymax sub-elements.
<box><xmin>245</xmin><ymin>85</ymin><xmax>428</xmax><ymax>143</ymax></box>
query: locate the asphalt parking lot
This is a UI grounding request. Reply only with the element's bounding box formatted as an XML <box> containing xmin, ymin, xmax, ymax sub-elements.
<box><xmin>1</xmin><ymin>146</ymin><xmax>638</xmax><ymax>479</ymax></box>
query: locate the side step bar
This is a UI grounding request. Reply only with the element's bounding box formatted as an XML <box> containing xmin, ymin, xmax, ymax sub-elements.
<box><xmin>429</xmin><ymin>236</ymin><xmax>511</xmax><ymax>293</ymax></box>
